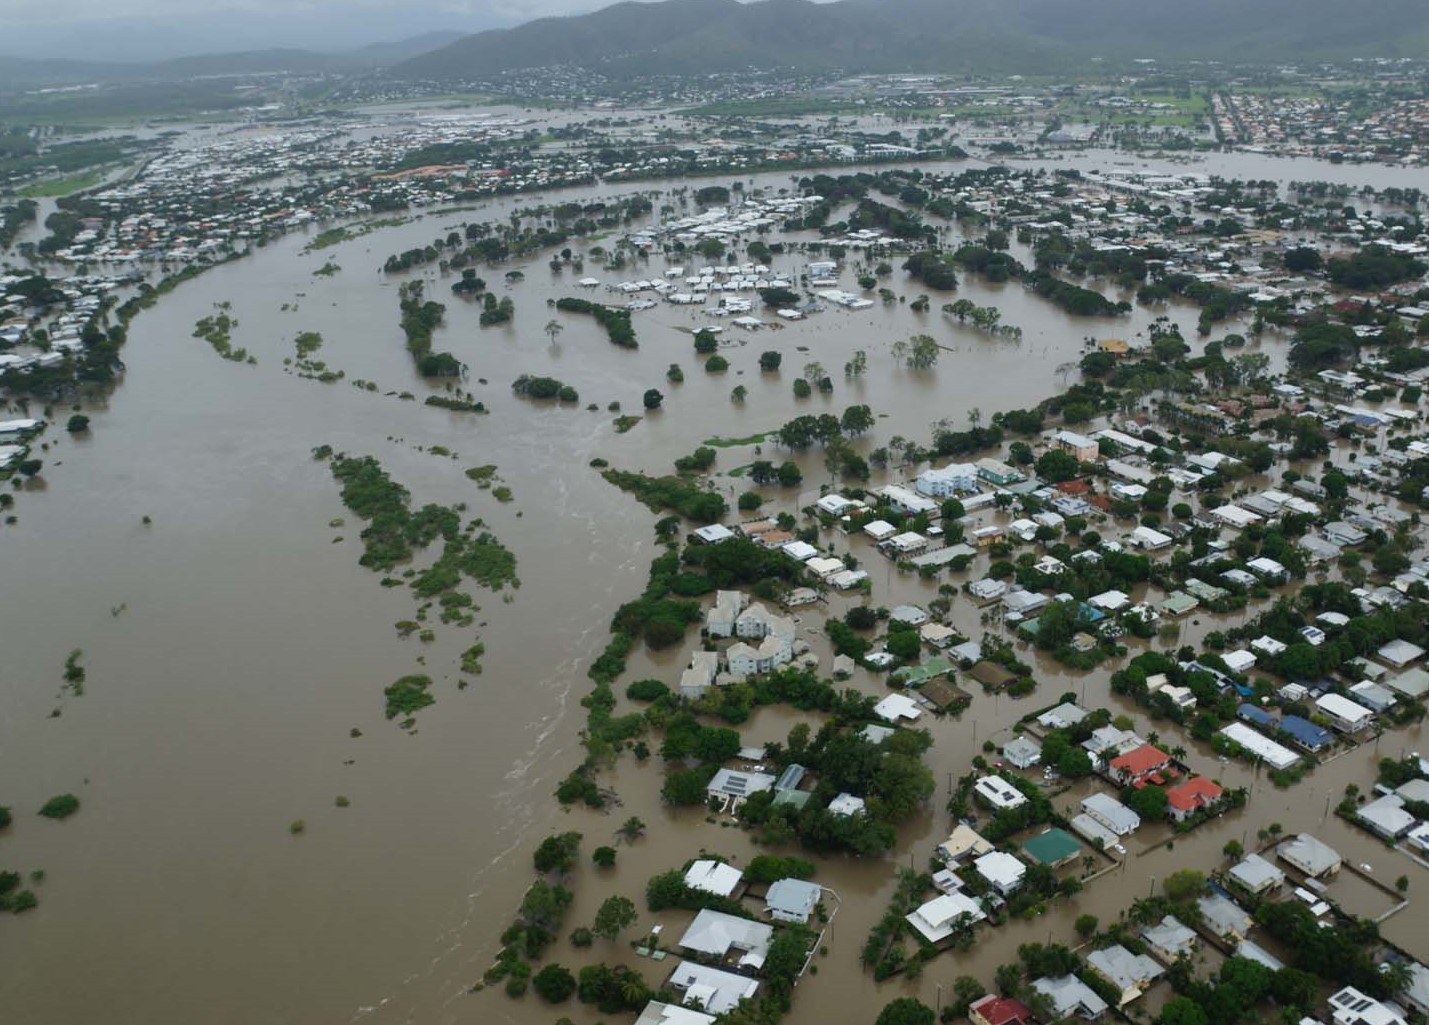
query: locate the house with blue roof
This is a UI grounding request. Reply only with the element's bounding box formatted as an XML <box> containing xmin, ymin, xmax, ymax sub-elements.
<box><xmin>1279</xmin><ymin>715</ymin><xmax>1333</xmax><ymax>753</ymax></box>
<box><xmin>1237</xmin><ymin>703</ymin><xmax>1278</xmax><ymax>730</ymax></box>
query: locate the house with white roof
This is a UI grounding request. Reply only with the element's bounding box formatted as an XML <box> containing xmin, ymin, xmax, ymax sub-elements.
<box><xmin>1140</xmin><ymin>916</ymin><xmax>1197</xmax><ymax>964</ymax></box>
<box><xmin>1328</xmin><ymin>986</ymin><xmax>1407</xmax><ymax>1025</ymax></box>
<box><xmin>635</xmin><ymin>1001</ymin><xmax>716</xmax><ymax>1025</ymax></box>
<box><xmin>827</xmin><ymin>792</ymin><xmax>867</xmax><ymax>817</ymax></box>
<box><xmin>1032</xmin><ymin>976</ymin><xmax>1108</xmax><ymax>1021</ymax></box>
<box><xmin>1316</xmin><ymin>693</ymin><xmax>1374</xmax><ymax>734</ymax></box>
<box><xmin>1080</xmin><ymin>793</ymin><xmax>1141</xmax><ymax>836</ymax></box>
<box><xmin>1229</xmin><ymin>853</ymin><xmax>1286</xmax><ymax>895</ymax></box>
<box><xmin>677</xmin><ymin>909</ymin><xmax>773</xmax><ymax>969</ymax></box>
<box><xmin>765</xmin><ymin>878</ymin><xmax>821</xmax><ymax>924</ymax></box>
<box><xmin>974</xmin><ymin>775</ymin><xmax>1028</xmax><ymax>811</ymax></box>
<box><xmin>1197</xmin><ymin>893</ymin><xmax>1253</xmax><ymax>944</ymax></box>
<box><xmin>1130</xmin><ymin>525</ymin><xmax>1172</xmax><ymax>551</ymax></box>
<box><xmin>863</xmin><ymin>519</ymin><xmax>897</xmax><ymax>541</ymax></box>
<box><xmin>874</xmin><ymin>693</ymin><xmax>922</xmax><ymax>723</ymax></box>
<box><xmin>706</xmin><ymin>769</ymin><xmax>776</xmax><ymax>811</ymax></box>
<box><xmin>666</xmin><ymin>962</ymin><xmax>759</xmax><ymax>1015</ymax></box>
<box><xmin>905</xmin><ymin>892</ymin><xmax>987</xmax><ymax>943</ymax></box>
<box><xmin>974</xmin><ymin>851</ymin><xmax>1026</xmax><ymax>894</ymax></box>
<box><xmin>1277</xmin><ymin>833</ymin><xmax>1342</xmax><ymax>878</ymax></box>
<box><xmin>684</xmin><ymin>860</ymin><xmax>743</xmax><ymax>897</ymax></box>
<box><xmin>1085</xmin><ymin>944</ymin><xmax>1163</xmax><ymax>1006</ymax></box>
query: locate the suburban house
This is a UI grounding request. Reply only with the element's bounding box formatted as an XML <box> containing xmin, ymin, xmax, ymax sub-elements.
<box><xmin>1328</xmin><ymin>986</ymin><xmax>1409</xmax><ymax>1025</ymax></box>
<box><xmin>1378</xmin><ymin>639</ymin><xmax>1426</xmax><ymax>669</ymax></box>
<box><xmin>1349</xmin><ymin>680</ymin><xmax>1398</xmax><ymax>713</ymax></box>
<box><xmin>975</xmin><ymin>775</ymin><xmax>1028</xmax><ymax>811</ymax></box>
<box><xmin>1003</xmin><ymin>736</ymin><xmax>1042</xmax><ymax>769</ymax></box>
<box><xmin>815</xmin><ymin>494</ymin><xmax>861</xmax><ymax>517</ymax></box>
<box><xmin>939</xmin><ymin>824</ymin><xmax>995</xmax><ymax>864</ymax></box>
<box><xmin>873</xmin><ymin>693</ymin><xmax>922</xmax><ymax>723</ymax></box>
<box><xmin>1038</xmin><ymin>701</ymin><xmax>1089</xmax><ymax>730</ymax></box>
<box><xmin>905</xmin><ymin>892</ymin><xmax>988</xmax><ymax>943</ymax></box>
<box><xmin>764</xmin><ymin>878</ymin><xmax>821</xmax><ymax>924</ymax></box>
<box><xmin>1140</xmin><ymin>916</ymin><xmax>1198</xmax><ymax>964</ymax></box>
<box><xmin>1054</xmin><ymin>429</ymin><xmax>1100</xmax><ymax>463</ymax></box>
<box><xmin>677</xmin><ymin>910</ymin><xmax>774</xmax><ymax>969</ymax></box>
<box><xmin>1165</xmin><ymin>776</ymin><xmax>1225</xmax><ymax>822</ymax></box>
<box><xmin>705</xmin><ymin>769</ymin><xmax>776</xmax><ymax>812</ymax></box>
<box><xmin>969</xmin><ymin>994</ymin><xmax>1034</xmax><ymax>1025</ymax></box>
<box><xmin>827</xmin><ymin>792</ymin><xmax>867</xmax><ymax>817</ymax></box>
<box><xmin>1021</xmin><ymin>828</ymin><xmax>1081</xmax><ymax>869</ymax></box>
<box><xmin>1219</xmin><ymin>722</ymin><xmax>1301</xmax><ymax>770</ymax></box>
<box><xmin>1316</xmin><ymin>693</ymin><xmax>1375</xmax><ymax>734</ymax></box>
<box><xmin>1085</xmin><ymin>944</ymin><xmax>1164</xmax><ymax>1006</ymax></box>
<box><xmin>1032</xmin><ymin>975</ymin><xmax>1108</xmax><ymax>1021</ymax></box>
<box><xmin>634</xmin><ymin>1001</ymin><xmax>716</xmax><ymax>1025</ymax></box>
<box><xmin>974</xmin><ymin>851</ymin><xmax>1027</xmax><ymax>895</ymax></box>
<box><xmin>1130</xmin><ymin>525</ymin><xmax>1173</xmax><ymax>551</ymax></box>
<box><xmin>1080</xmin><ymin>793</ymin><xmax>1141</xmax><ymax>836</ymax></box>
<box><xmin>684</xmin><ymin>860</ymin><xmax>743</xmax><ymax>898</ymax></box>
<box><xmin>1277</xmin><ymin>833</ymin><xmax>1342</xmax><ymax>878</ymax></box>
<box><xmin>1228</xmin><ymin>853</ymin><xmax>1286</xmax><ymax>896</ymax></box>
<box><xmin>1280</xmin><ymin>715</ymin><xmax>1334</xmax><ymax>753</ymax></box>
<box><xmin>969</xmin><ymin>578</ymin><xmax>1009</xmax><ymax>602</ymax></box>
<box><xmin>1358</xmin><ymin>794</ymin><xmax>1417</xmax><ymax>840</ymax></box>
<box><xmin>1197</xmin><ymin>893</ymin><xmax>1253</xmax><ymax>944</ymax></box>
<box><xmin>1108</xmin><ymin>744</ymin><xmax>1173</xmax><ymax>787</ymax></box>
<box><xmin>1070</xmin><ymin>813</ymin><xmax>1121</xmax><ymax>851</ymax></box>
<box><xmin>666</xmin><ymin>962</ymin><xmax>759</xmax><ymax>1015</ymax></box>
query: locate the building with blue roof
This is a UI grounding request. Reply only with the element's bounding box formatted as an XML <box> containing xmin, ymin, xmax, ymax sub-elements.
<box><xmin>1237</xmin><ymin>703</ymin><xmax>1278</xmax><ymax>729</ymax></box>
<box><xmin>1279</xmin><ymin>715</ymin><xmax>1333</xmax><ymax>753</ymax></box>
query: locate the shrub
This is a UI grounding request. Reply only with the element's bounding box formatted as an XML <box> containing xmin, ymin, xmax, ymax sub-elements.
<box><xmin>625</xmin><ymin>679</ymin><xmax>670</xmax><ymax>702</ymax></box>
<box><xmin>38</xmin><ymin>794</ymin><xmax>79</xmax><ymax>820</ymax></box>
<box><xmin>532</xmin><ymin>964</ymin><xmax>576</xmax><ymax>1003</ymax></box>
<box><xmin>533</xmin><ymin>831</ymin><xmax>582</xmax><ymax>875</ymax></box>
<box><xmin>592</xmin><ymin>846</ymin><xmax>617</xmax><ymax>868</ymax></box>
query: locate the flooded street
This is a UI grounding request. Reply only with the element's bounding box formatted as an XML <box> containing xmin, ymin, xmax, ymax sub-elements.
<box><xmin>2</xmin><ymin>143</ymin><xmax>1428</xmax><ymax>1025</ymax></box>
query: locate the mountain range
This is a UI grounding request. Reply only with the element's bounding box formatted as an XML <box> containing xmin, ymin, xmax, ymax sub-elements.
<box><xmin>396</xmin><ymin>0</ymin><xmax>1429</xmax><ymax>78</ymax></box>
<box><xmin>4</xmin><ymin>0</ymin><xmax>1429</xmax><ymax>91</ymax></box>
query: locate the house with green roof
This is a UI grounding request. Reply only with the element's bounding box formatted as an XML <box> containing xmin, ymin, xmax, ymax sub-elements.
<box><xmin>1021</xmin><ymin>828</ymin><xmax>1081</xmax><ymax>868</ymax></box>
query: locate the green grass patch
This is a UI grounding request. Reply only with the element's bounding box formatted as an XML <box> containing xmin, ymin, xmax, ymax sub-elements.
<box><xmin>701</xmin><ymin>432</ymin><xmax>768</xmax><ymax>448</ymax></box>
<box><xmin>19</xmin><ymin>170</ymin><xmax>105</xmax><ymax>198</ymax></box>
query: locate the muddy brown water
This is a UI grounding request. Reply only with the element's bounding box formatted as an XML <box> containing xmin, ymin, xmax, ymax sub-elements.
<box><xmin>2</xmin><ymin>143</ymin><xmax>1428</xmax><ymax>1025</ymax></box>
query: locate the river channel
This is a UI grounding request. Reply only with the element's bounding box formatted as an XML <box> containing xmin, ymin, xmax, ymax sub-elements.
<box><xmin>1</xmin><ymin>128</ymin><xmax>1427</xmax><ymax>1025</ymax></box>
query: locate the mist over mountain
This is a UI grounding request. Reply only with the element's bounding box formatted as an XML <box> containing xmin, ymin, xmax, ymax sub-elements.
<box><xmin>396</xmin><ymin>0</ymin><xmax>1429</xmax><ymax>79</ymax></box>
<box><xmin>0</xmin><ymin>8</ymin><xmax>498</xmax><ymax>66</ymax></box>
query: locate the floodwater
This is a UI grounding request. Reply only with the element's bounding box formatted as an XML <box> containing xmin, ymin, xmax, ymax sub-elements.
<box><xmin>2</xmin><ymin>141</ymin><xmax>1428</xmax><ymax>1025</ymax></box>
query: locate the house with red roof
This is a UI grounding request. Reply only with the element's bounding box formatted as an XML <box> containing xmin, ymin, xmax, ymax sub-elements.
<box><xmin>970</xmin><ymin>994</ymin><xmax>1033</xmax><ymax>1025</ymax></box>
<box><xmin>1165</xmin><ymin>776</ymin><xmax>1225</xmax><ymax>823</ymax></box>
<box><xmin>1108</xmin><ymin>744</ymin><xmax>1172</xmax><ymax>787</ymax></box>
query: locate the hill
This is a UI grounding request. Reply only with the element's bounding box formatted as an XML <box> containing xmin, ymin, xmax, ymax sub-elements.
<box><xmin>396</xmin><ymin>0</ymin><xmax>1429</xmax><ymax>79</ymax></box>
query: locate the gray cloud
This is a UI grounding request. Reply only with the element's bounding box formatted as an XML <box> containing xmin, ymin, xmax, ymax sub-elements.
<box><xmin>0</xmin><ymin>0</ymin><xmax>611</xmax><ymax>27</ymax></box>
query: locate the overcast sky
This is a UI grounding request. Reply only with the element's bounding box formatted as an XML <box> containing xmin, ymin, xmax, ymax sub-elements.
<box><xmin>0</xmin><ymin>0</ymin><xmax>635</xmax><ymax>59</ymax></box>
<box><xmin>2</xmin><ymin>0</ymin><xmax>610</xmax><ymax>26</ymax></box>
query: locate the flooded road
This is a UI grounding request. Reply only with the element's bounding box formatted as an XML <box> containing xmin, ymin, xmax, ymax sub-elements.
<box><xmin>2</xmin><ymin>145</ymin><xmax>1427</xmax><ymax>1025</ymax></box>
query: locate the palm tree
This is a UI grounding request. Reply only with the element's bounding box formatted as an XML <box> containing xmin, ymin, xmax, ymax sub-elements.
<box><xmin>544</xmin><ymin>319</ymin><xmax>562</xmax><ymax>346</ymax></box>
<box><xmin>1382</xmin><ymin>960</ymin><xmax>1413</xmax><ymax>997</ymax></box>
